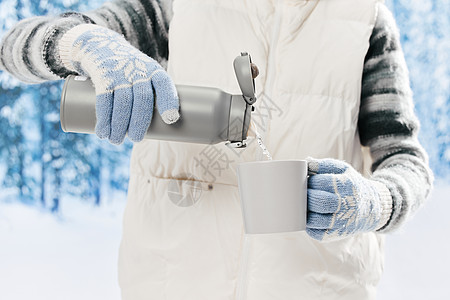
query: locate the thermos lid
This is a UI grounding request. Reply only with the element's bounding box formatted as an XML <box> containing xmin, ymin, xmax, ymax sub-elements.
<box><xmin>233</xmin><ymin>52</ymin><xmax>257</xmax><ymax>105</ymax></box>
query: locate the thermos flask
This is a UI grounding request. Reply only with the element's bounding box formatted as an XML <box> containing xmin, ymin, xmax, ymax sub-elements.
<box><xmin>60</xmin><ymin>52</ymin><xmax>258</xmax><ymax>148</ymax></box>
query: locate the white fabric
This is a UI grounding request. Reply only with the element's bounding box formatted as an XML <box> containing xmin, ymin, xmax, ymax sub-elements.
<box><xmin>119</xmin><ymin>0</ymin><xmax>384</xmax><ymax>299</ymax></box>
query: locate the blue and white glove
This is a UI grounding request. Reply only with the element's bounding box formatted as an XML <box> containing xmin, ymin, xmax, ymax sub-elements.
<box><xmin>306</xmin><ymin>158</ymin><xmax>393</xmax><ymax>241</ymax></box>
<box><xmin>59</xmin><ymin>24</ymin><xmax>179</xmax><ymax>144</ymax></box>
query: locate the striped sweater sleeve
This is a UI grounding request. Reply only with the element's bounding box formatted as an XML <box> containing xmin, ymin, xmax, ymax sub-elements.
<box><xmin>0</xmin><ymin>0</ymin><xmax>173</xmax><ymax>84</ymax></box>
<box><xmin>359</xmin><ymin>4</ymin><xmax>434</xmax><ymax>233</ymax></box>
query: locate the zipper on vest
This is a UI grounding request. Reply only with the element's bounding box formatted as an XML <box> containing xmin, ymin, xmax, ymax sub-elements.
<box><xmin>235</xmin><ymin>235</ymin><xmax>252</xmax><ymax>300</ymax></box>
<box><xmin>234</xmin><ymin>3</ymin><xmax>285</xmax><ymax>299</ymax></box>
<box><xmin>256</xmin><ymin>0</ymin><xmax>283</xmax><ymax>161</ymax></box>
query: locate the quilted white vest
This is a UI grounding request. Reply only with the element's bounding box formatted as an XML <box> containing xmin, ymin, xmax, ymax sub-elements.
<box><xmin>119</xmin><ymin>0</ymin><xmax>384</xmax><ymax>299</ymax></box>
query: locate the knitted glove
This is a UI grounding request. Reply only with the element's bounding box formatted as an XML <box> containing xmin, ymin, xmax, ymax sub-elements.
<box><xmin>59</xmin><ymin>24</ymin><xmax>179</xmax><ymax>144</ymax></box>
<box><xmin>306</xmin><ymin>158</ymin><xmax>393</xmax><ymax>241</ymax></box>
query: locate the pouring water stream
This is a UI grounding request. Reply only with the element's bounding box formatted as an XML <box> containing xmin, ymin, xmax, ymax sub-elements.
<box><xmin>250</xmin><ymin>118</ymin><xmax>272</xmax><ymax>161</ymax></box>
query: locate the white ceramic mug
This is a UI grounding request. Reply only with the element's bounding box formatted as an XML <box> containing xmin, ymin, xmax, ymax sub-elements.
<box><xmin>237</xmin><ymin>159</ymin><xmax>308</xmax><ymax>234</ymax></box>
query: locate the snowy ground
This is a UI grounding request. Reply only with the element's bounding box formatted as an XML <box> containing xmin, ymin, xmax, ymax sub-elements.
<box><xmin>0</xmin><ymin>184</ymin><xmax>449</xmax><ymax>300</ymax></box>
<box><xmin>377</xmin><ymin>181</ymin><xmax>450</xmax><ymax>299</ymax></box>
<box><xmin>0</xmin><ymin>198</ymin><xmax>125</xmax><ymax>300</ymax></box>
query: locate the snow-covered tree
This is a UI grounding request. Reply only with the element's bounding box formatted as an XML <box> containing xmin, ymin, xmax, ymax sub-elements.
<box><xmin>0</xmin><ymin>0</ymin><xmax>132</xmax><ymax>211</ymax></box>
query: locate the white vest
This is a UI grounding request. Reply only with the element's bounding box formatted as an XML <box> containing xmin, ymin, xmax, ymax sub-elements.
<box><xmin>119</xmin><ymin>0</ymin><xmax>384</xmax><ymax>299</ymax></box>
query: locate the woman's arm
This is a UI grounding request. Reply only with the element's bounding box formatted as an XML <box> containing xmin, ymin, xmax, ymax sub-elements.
<box><xmin>359</xmin><ymin>3</ymin><xmax>434</xmax><ymax>233</ymax></box>
<box><xmin>0</xmin><ymin>0</ymin><xmax>173</xmax><ymax>83</ymax></box>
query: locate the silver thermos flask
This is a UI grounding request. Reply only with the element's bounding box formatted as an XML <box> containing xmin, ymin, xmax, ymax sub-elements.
<box><xmin>60</xmin><ymin>52</ymin><xmax>258</xmax><ymax>148</ymax></box>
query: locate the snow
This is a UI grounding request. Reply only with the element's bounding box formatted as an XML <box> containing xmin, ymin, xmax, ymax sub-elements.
<box><xmin>0</xmin><ymin>198</ymin><xmax>125</xmax><ymax>300</ymax></box>
<box><xmin>378</xmin><ymin>181</ymin><xmax>450</xmax><ymax>299</ymax></box>
<box><xmin>0</xmin><ymin>184</ymin><xmax>449</xmax><ymax>299</ymax></box>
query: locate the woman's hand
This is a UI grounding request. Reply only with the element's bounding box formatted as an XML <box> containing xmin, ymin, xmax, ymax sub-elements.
<box><xmin>59</xmin><ymin>24</ymin><xmax>179</xmax><ymax>144</ymax></box>
<box><xmin>306</xmin><ymin>158</ymin><xmax>393</xmax><ymax>241</ymax></box>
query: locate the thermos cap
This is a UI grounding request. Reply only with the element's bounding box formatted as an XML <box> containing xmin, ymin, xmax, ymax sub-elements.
<box><xmin>234</xmin><ymin>52</ymin><xmax>257</xmax><ymax>105</ymax></box>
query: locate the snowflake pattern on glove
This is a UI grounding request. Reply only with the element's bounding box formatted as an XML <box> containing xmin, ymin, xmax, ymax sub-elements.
<box><xmin>66</xmin><ymin>24</ymin><xmax>179</xmax><ymax>144</ymax></box>
<box><xmin>73</xmin><ymin>26</ymin><xmax>160</xmax><ymax>90</ymax></box>
<box><xmin>306</xmin><ymin>158</ymin><xmax>392</xmax><ymax>241</ymax></box>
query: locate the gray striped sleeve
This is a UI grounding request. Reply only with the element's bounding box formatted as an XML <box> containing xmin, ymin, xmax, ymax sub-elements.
<box><xmin>85</xmin><ymin>0</ymin><xmax>172</xmax><ymax>66</ymax></box>
<box><xmin>0</xmin><ymin>16</ymin><xmax>60</xmax><ymax>83</ymax></box>
<box><xmin>358</xmin><ymin>4</ymin><xmax>434</xmax><ymax>233</ymax></box>
<box><xmin>0</xmin><ymin>13</ymin><xmax>95</xmax><ymax>83</ymax></box>
<box><xmin>0</xmin><ymin>0</ymin><xmax>173</xmax><ymax>83</ymax></box>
